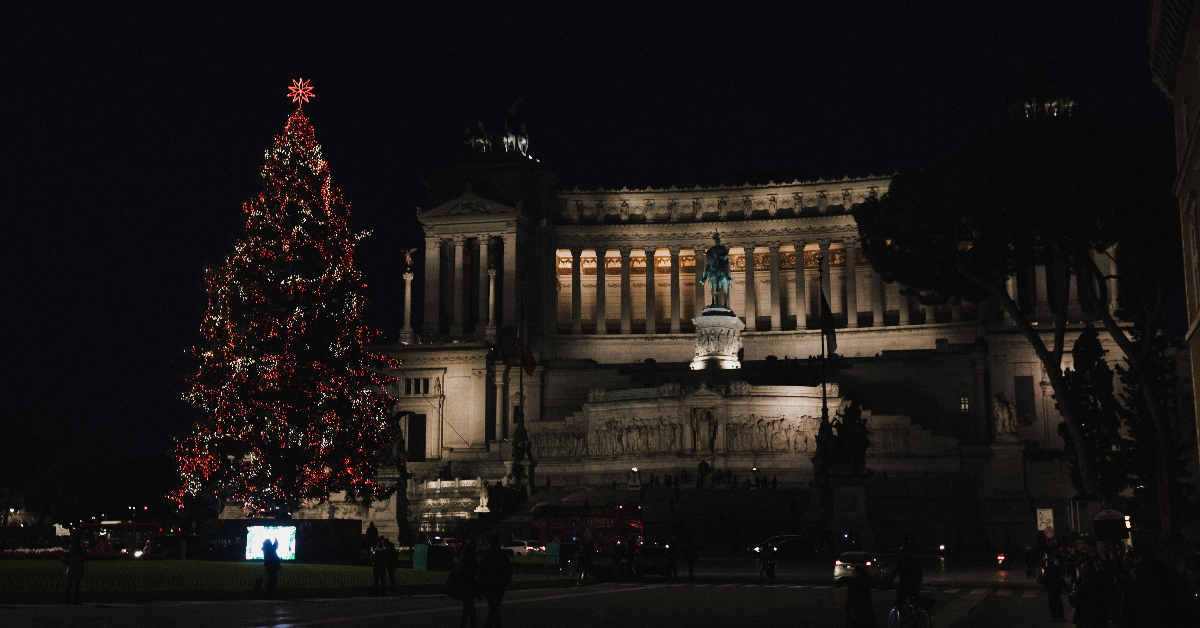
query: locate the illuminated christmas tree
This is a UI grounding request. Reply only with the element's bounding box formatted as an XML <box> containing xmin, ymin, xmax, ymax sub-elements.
<box><xmin>173</xmin><ymin>81</ymin><xmax>400</xmax><ymax>517</ymax></box>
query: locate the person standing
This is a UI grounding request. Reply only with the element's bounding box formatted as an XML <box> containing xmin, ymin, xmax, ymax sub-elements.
<box><xmin>371</xmin><ymin>539</ymin><xmax>387</xmax><ymax>594</ymax></box>
<box><xmin>886</xmin><ymin>545</ymin><xmax>923</xmax><ymax>608</ymax></box>
<box><xmin>263</xmin><ymin>538</ymin><xmax>282</xmax><ymax>598</ymax></box>
<box><xmin>383</xmin><ymin>539</ymin><xmax>400</xmax><ymax>594</ymax></box>
<box><xmin>1024</xmin><ymin>544</ymin><xmax>1038</xmax><ymax>579</ymax></box>
<box><xmin>477</xmin><ymin>534</ymin><xmax>513</xmax><ymax>628</ymax></box>
<box><xmin>64</xmin><ymin>535</ymin><xmax>85</xmax><ymax>604</ymax></box>
<box><xmin>454</xmin><ymin>540</ymin><xmax>480</xmax><ymax>628</ymax></box>
<box><xmin>365</xmin><ymin>522</ymin><xmax>379</xmax><ymax>550</ymax></box>
<box><xmin>1042</xmin><ymin>557</ymin><xmax>1067</xmax><ymax>621</ymax></box>
<box><xmin>843</xmin><ymin>564</ymin><xmax>877</xmax><ymax>628</ymax></box>
<box><xmin>683</xmin><ymin>540</ymin><xmax>698</xmax><ymax>581</ymax></box>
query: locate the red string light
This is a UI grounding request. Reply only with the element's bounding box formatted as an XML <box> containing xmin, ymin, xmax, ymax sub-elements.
<box><xmin>173</xmin><ymin>105</ymin><xmax>399</xmax><ymax>517</ymax></box>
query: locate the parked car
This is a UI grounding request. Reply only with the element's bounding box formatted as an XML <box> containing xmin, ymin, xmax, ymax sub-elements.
<box><xmin>833</xmin><ymin>551</ymin><xmax>885</xmax><ymax>584</ymax></box>
<box><xmin>633</xmin><ymin>543</ymin><xmax>675</xmax><ymax>579</ymax></box>
<box><xmin>749</xmin><ymin>535</ymin><xmax>818</xmax><ymax>560</ymax></box>
<box><xmin>502</xmin><ymin>540</ymin><xmax>544</xmax><ymax>556</ymax></box>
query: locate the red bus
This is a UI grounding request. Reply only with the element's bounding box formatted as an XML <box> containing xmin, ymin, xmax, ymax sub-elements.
<box><xmin>530</xmin><ymin>503</ymin><xmax>642</xmax><ymax>555</ymax></box>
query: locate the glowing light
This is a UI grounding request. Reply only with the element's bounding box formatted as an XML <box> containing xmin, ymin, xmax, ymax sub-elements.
<box><xmin>288</xmin><ymin>78</ymin><xmax>314</xmax><ymax>106</ymax></box>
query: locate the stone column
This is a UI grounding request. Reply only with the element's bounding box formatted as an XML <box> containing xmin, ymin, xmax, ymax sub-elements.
<box><xmin>844</xmin><ymin>238</ymin><xmax>858</xmax><ymax>328</ymax></box>
<box><xmin>644</xmin><ymin>247</ymin><xmax>657</xmax><ymax>334</ymax></box>
<box><xmin>595</xmin><ymin>248</ymin><xmax>607</xmax><ymax>335</ymax></box>
<box><xmin>1105</xmin><ymin>245</ymin><xmax>1119</xmax><ymax>312</ymax></box>
<box><xmin>870</xmin><ymin>270</ymin><xmax>883</xmax><ymax>327</ymax></box>
<box><xmin>423</xmin><ymin>235</ymin><xmax>441</xmax><ymax>334</ymax></box>
<box><xmin>619</xmin><ymin>247</ymin><xmax>632</xmax><ymax>334</ymax></box>
<box><xmin>486</xmin><ymin>269</ymin><xmax>497</xmax><ymax>343</ymax></box>
<box><xmin>1067</xmin><ymin>267</ymin><xmax>1081</xmax><ymax>318</ymax></box>
<box><xmin>922</xmin><ymin>292</ymin><xmax>937</xmax><ymax>324</ymax></box>
<box><xmin>1034</xmin><ymin>264</ymin><xmax>1050</xmax><ymax>317</ymax></box>
<box><xmin>1005</xmin><ymin>274</ymin><xmax>1017</xmax><ymax>324</ymax></box>
<box><xmin>951</xmin><ymin>297</ymin><xmax>964</xmax><ymax>323</ymax></box>
<box><xmin>794</xmin><ymin>243</ymin><xmax>807</xmax><ymax>329</ymax></box>
<box><xmin>451</xmin><ymin>235</ymin><xmax>466</xmax><ymax>336</ymax></box>
<box><xmin>669</xmin><ymin>246</ymin><xmax>682</xmax><ymax>333</ymax></box>
<box><xmin>494</xmin><ymin>368</ymin><xmax>507</xmax><ymax>441</ymax></box>
<box><xmin>400</xmin><ymin>271</ymin><xmax>415</xmax><ymax>344</ymax></box>
<box><xmin>570</xmin><ymin>248</ymin><xmax>583</xmax><ymax>335</ymax></box>
<box><xmin>768</xmin><ymin>242</ymin><xmax>782</xmax><ymax>331</ymax></box>
<box><xmin>477</xmin><ymin>236</ymin><xmax>491</xmax><ymax>333</ymax></box>
<box><xmin>898</xmin><ymin>286</ymin><xmax>910</xmax><ymax>325</ymax></box>
<box><xmin>502</xmin><ymin>230</ymin><xmax>517</xmax><ymax>328</ymax></box>
<box><xmin>743</xmin><ymin>243</ymin><xmax>757</xmax><ymax>329</ymax></box>
<box><xmin>694</xmin><ymin>244</ymin><xmax>707</xmax><ymax>311</ymax></box>
<box><xmin>817</xmin><ymin>240</ymin><xmax>832</xmax><ymax>305</ymax></box>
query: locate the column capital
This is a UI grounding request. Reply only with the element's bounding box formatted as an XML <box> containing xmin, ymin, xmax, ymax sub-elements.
<box><xmin>817</xmin><ymin>238</ymin><xmax>832</xmax><ymax>248</ymax></box>
<box><xmin>451</xmin><ymin>234</ymin><xmax>467</xmax><ymax>244</ymax></box>
<box><xmin>570</xmin><ymin>247</ymin><xmax>583</xmax><ymax>256</ymax></box>
<box><xmin>767</xmin><ymin>241</ymin><xmax>781</xmax><ymax>252</ymax></box>
<box><xmin>403</xmin><ymin>271</ymin><xmax>414</xmax><ymax>281</ymax></box>
<box><xmin>618</xmin><ymin>246</ymin><xmax>633</xmax><ymax>255</ymax></box>
<box><xmin>488</xmin><ymin>268</ymin><xmax>497</xmax><ymax>278</ymax></box>
<box><xmin>667</xmin><ymin>245</ymin><xmax>681</xmax><ymax>254</ymax></box>
<box><xmin>842</xmin><ymin>235</ymin><xmax>858</xmax><ymax>245</ymax></box>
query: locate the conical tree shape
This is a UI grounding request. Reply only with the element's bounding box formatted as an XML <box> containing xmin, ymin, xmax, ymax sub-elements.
<box><xmin>174</xmin><ymin>108</ymin><xmax>399</xmax><ymax>517</ymax></box>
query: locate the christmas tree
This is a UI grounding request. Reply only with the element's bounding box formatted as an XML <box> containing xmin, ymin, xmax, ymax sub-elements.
<box><xmin>173</xmin><ymin>82</ymin><xmax>400</xmax><ymax>517</ymax></box>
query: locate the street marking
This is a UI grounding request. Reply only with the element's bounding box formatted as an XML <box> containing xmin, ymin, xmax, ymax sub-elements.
<box><xmin>814</xmin><ymin>585</ymin><xmax>832</xmax><ymax>589</ymax></box>
<box><xmin>742</xmin><ymin>584</ymin><xmax>758</xmax><ymax>587</ymax></box>
<box><xmin>995</xmin><ymin>590</ymin><xmax>1014</xmax><ymax>596</ymax></box>
<box><xmin>1021</xmin><ymin>590</ymin><xmax>1039</xmax><ymax>598</ymax></box>
<box><xmin>943</xmin><ymin>589</ymin><xmax>961</xmax><ymax>593</ymax></box>
<box><xmin>789</xmin><ymin>585</ymin><xmax>807</xmax><ymax>589</ymax></box>
<box><xmin>716</xmin><ymin>583</ymin><xmax>738</xmax><ymax>587</ymax></box>
<box><xmin>969</xmin><ymin>588</ymin><xmax>991</xmax><ymax>595</ymax></box>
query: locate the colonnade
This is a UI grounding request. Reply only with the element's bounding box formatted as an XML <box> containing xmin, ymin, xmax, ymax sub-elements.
<box><xmin>422</xmin><ymin>232</ymin><xmax>515</xmax><ymax>336</ymax></box>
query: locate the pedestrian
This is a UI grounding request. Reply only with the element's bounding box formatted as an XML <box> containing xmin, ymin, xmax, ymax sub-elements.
<box><xmin>262</xmin><ymin>538</ymin><xmax>282</xmax><ymax>598</ymax></box>
<box><xmin>1041</xmin><ymin>557</ymin><xmax>1067</xmax><ymax>621</ymax></box>
<box><xmin>1069</xmin><ymin>559</ymin><xmax>1108</xmax><ymax>628</ymax></box>
<box><xmin>365</xmin><ymin>521</ymin><xmax>379</xmax><ymax>550</ymax></box>
<box><xmin>759</xmin><ymin>544</ymin><xmax>777</xmax><ymax>585</ymax></box>
<box><xmin>1120</xmin><ymin>533</ymin><xmax>1198</xmax><ymax>628</ymax></box>
<box><xmin>64</xmin><ymin>534</ymin><xmax>85</xmax><ymax>604</ymax></box>
<box><xmin>843</xmin><ymin>564</ymin><xmax>877</xmax><ymax>628</ymax></box>
<box><xmin>478</xmin><ymin>534</ymin><xmax>513</xmax><ymax>628</ymax></box>
<box><xmin>452</xmin><ymin>539</ymin><xmax>480</xmax><ymax>628</ymax></box>
<box><xmin>371</xmin><ymin>539</ymin><xmax>387</xmax><ymax>594</ymax></box>
<box><xmin>683</xmin><ymin>541</ymin><xmax>698</xmax><ymax>581</ymax></box>
<box><xmin>383</xmin><ymin>539</ymin><xmax>400</xmax><ymax>594</ymax></box>
<box><xmin>886</xmin><ymin>544</ymin><xmax>923</xmax><ymax>609</ymax></box>
<box><xmin>1024</xmin><ymin>544</ymin><xmax>1038</xmax><ymax>579</ymax></box>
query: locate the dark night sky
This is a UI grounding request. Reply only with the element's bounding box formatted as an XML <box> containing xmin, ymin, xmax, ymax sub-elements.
<box><xmin>2</xmin><ymin>2</ymin><xmax>1174</xmax><ymax>492</ymax></box>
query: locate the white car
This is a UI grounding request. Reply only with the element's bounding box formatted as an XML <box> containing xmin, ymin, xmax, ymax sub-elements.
<box><xmin>502</xmin><ymin>540</ymin><xmax>544</xmax><ymax>556</ymax></box>
<box><xmin>834</xmin><ymin>551</ymin><xmax>885</xmax><ymax>584</ymax></box>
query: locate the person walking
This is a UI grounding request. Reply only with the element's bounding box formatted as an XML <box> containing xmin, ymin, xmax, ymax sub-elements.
<box><xmin>64</xmin><ymin>535</ymin><xmax>85</xmax><ymax>604</ymax></box>
<box><xmin>843</xmin><ymin>564</ymin><xmax>877</xmax><ymax>628</ymax></box>
<box><xmin>1024</xmin><ymin>544</ymin><xmax>1038</xmax><ymax>579</ymax></box>
<box><xmin>453</xmin><ymin>540</ymin><xmax>480</xmax><ymax>628</ymax></box>
<box><xmin>758</xmin><ymin>544</ymin><xmax>777</xmax><ymax>585</ymax></box>
<box><xmin>262</xmin><ymin>538</ymin><xmax>282</xmax><ymax>598</ymax></box>
<box><xmin>371</xmin><ymin>539</ymin><xmax>387</xmax><ymax>594</ymax></box>
<box><xmin>683</xmin><ymin>540</ymin><xmax>698</xmax><ymax>581</ymax></box>
<box><xmin>477</xmin><ymin>534</ymin><xmax>513</xmax><ymax>628</ymax></box>
<box><xmin>1069</xmin><ymin>559</ymin><xmax>1108</xmax><ymax>628</ymax></box>
<box><xmin>383</xmin><ymin>539</ymin><xmax>400</xmax><ymax>594</ymax></box>
<box><xmin>885</xmin><ymin>544</ymin><xmax>923</xmax><ymax>609</ymax></box>
<box><xmin>364</xmin><ymin>522</ymin><xmax>379</xmax><ymax>550</ymax></box>
<box><xmin>1120</xmin><ymin>533</ymin><xmax>1198</xmax><ymax>627</ymax></box>
<box><xmin>1042</xmin><ymin>557</ymin><xmax>1067</xmax><ymax>621</ymax></box>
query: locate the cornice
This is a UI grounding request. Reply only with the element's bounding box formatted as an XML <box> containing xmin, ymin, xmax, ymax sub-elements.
<box><xmin>555</xmin><ymin>215</ymin><xmax>858</xmax><ymax>245</ymax></box>
<box><xmin>557</xmin><ymin>174</ymin><xmax>892</xmax><ymax>196</ymax></box>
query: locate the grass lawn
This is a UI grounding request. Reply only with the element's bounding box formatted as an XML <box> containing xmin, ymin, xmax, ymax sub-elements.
<box><xmin>0</xmin><ymin>560</ymin><xmax>560</xmax><ymax>593</ymax></box>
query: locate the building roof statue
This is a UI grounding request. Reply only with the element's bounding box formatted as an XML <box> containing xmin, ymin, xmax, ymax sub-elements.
<box><xmin>699</xmin><ymin>232</ymin><xmax>732</xmax><ymax>308</ymax></box>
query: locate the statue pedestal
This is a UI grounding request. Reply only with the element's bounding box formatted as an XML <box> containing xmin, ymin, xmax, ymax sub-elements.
<box><xmin>691</xmin><ymin>306</ymin><xmax>745</xmax><ymax>370</ymax></box>
<box><xmin>827</xmin><ymin>471</ymin><xmax>874</xmax><ymax>550</ymax></box>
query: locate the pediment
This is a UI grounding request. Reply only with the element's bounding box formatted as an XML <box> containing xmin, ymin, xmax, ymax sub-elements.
<box><xmin>684</xmin><ymin>382</ymin><xmax>725</xmax><ymax>399</ymax></box>
<box><xmin>418</xmin><ymin>184</ymin><xmax>518</xmax><ymax>221</ymax></box>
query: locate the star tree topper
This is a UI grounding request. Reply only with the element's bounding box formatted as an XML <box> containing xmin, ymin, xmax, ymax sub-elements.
<box><xmin>288</xmin><ymin>78</ymin><xmax>315</xmax><ymax>106</ymax></box>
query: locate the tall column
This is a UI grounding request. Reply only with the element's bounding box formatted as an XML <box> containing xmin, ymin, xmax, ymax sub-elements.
<box><xmin>502</xmin><ymin>230</ymin><xmax>517</xmax><ymax>328</ymax></box>
<box><xmin>451</xmin><ymin>235</ymin><xmax>466</xmax><ymax>336</ymax></box>
<box><xmin>951</xmin><ymin>298</ymin><xmax>964</xmax><ymax>322</ymax></box>
<box><xmin>423</xmin><ymin>235</ymin><xmax>441</xmax><ymax>334</ymax></box>
<box><xmin>477</xmin><ymin>236</ymin><xmax>491</xmax><ymax>332</ymax></box>
<box><xmin>486</xmin><ymin>269</ymin><xmax>497</xmax><ymax>343</ymax></box>
<box><xmin>1034</xmin><ymin>264</ymin><xmax>1050</xmax><ymax>317</ymax></box>
<box><xmin>400</xmin><ymin>271</ymin><xmax>415</xmax><ymax>344</ymax></box>
<box><xmin>817</xmin><ymin>240</ymin><xmax>832</xmax><ymax>305</ymax></box>
<box><xmin>644</xmin><ymin>248</ymin><xmax>657</xmax><ymax>334</ymax></box>
<box><xmin>570</xmin><ymin>248</ymin><xmax>583</xmax><ymax>335</ymax></box>
<box><xmin>595</xmin><ymin>248</ymin><xmax>607</xmax><ymax>335</ymax></box>
<box><xmin>794</xmin><ymin>243</ymin><xmax>807</xmax><ymax>329</ymax></box>
<box><xmin>743</xmin><ymin>243</ymin><xmax>757</xmax><ymax>330</ymax></box>
<box><xmin>619</xmin><ymin>247</ymin><xmax>632</xmax><ymax>334</ymax></box>
<box><xmin>1067</xmin><ymin>268</ymin><xmax>1081</xmax><ymax>318</ymax></box>
<box><xmin>898</xmin><ymin>286</ymin><xmax>910</xmax><ymax>325</ymax></box>
<box><xmin>922</xmin><ymin>292</ymin><xmax>937</xmax><ymax>324</ymax></box>
<box><xmin>844</xmin><ymin>238</ymin><xmax>859</xmax><ymax>328</ymax></box>
<box><xmin>870</xmin><ymin>270</ymin><xmax>883</xmax><ymax>327</ymax></box>
<box><xmin>1105</xmin><ymin>245</ymin><xmax>1119</xmax><ymax>312</ymax></box>
<box><xmin>493</xmin><ymin>368</ymin><xmax>507</xmax><ymax>442</ymax></box>
<box><xmin>768</xmin><ymin>242</ymin><xmax>782</xmax><ymax>331</ymax></box>
<box><xmin>669</xmin><ymin>246</ymin><xmax>682</xmax><ymax>333</ymax></box>
<box><xmin>1005</xmin><ymin>274</ymin><xmax>1017</xmax><ymax>324</ymax></box>
<box><xmin>694</xmin><ymin>244</ymin><xmax>707</xmax><ymax>311</ymax></box>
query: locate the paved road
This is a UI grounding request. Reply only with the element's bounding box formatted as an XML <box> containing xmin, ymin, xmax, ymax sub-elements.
<box><xmin>2</xmin><ymin>580</ymin><xmax>1065</xmax><ymax>628</ymax></box>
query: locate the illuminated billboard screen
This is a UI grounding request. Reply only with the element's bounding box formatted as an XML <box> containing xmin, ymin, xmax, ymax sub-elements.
<box><xmin>245</xmin><ymin>525</ymin><xmax>297</xmax><ymax>561</ymax></box>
